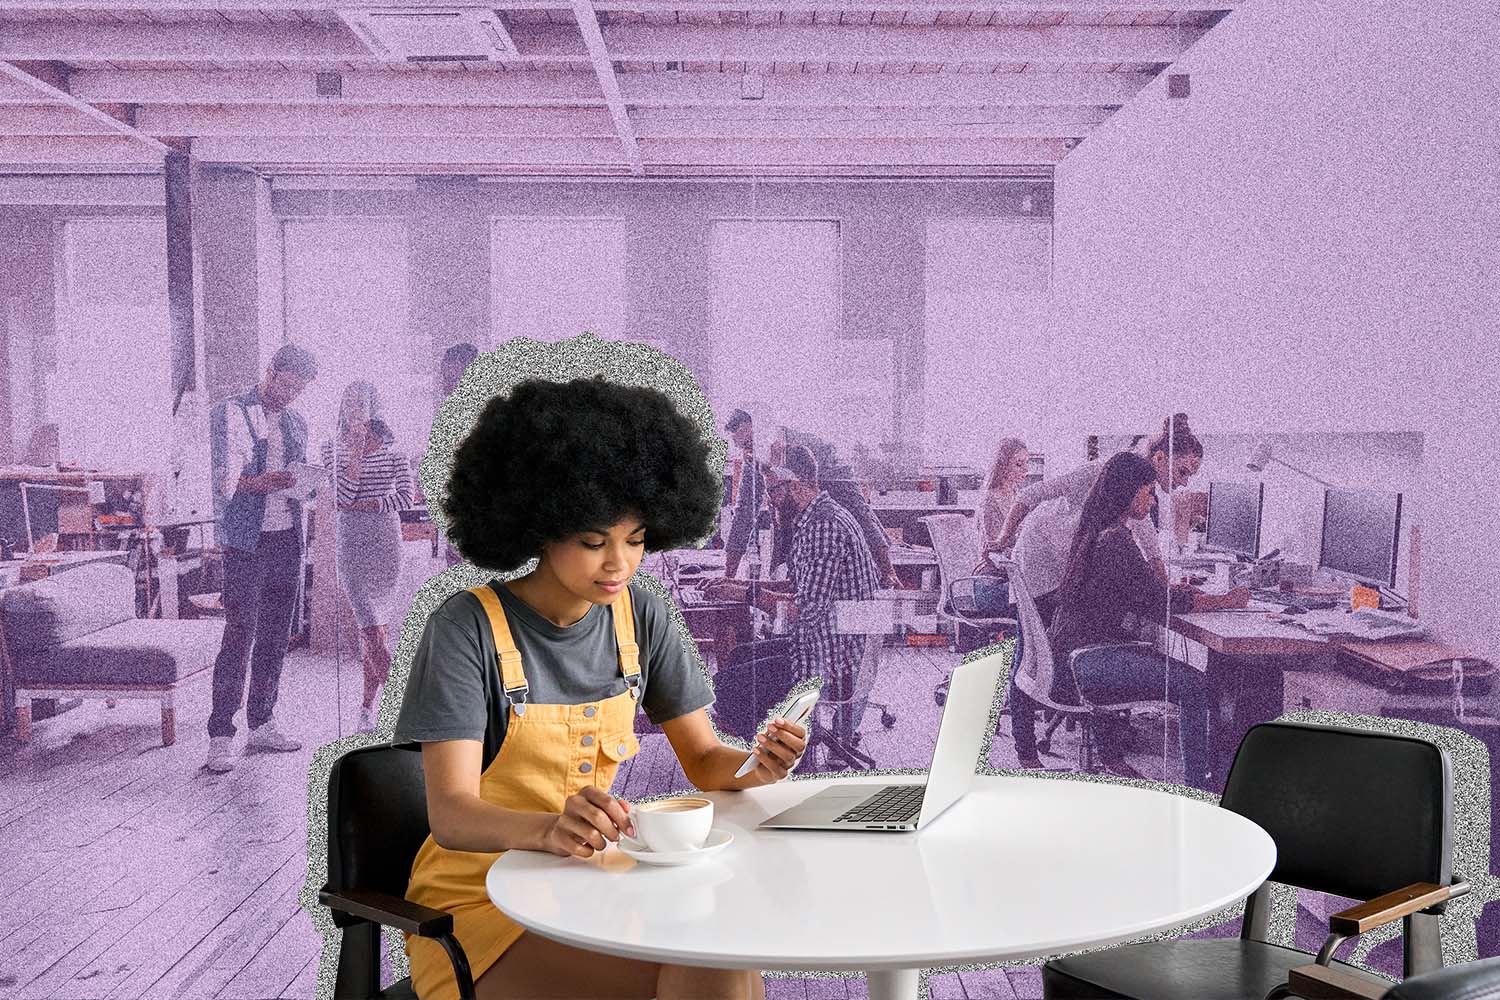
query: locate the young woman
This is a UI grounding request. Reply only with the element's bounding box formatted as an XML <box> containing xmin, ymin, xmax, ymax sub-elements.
<box><xmin>394</xmin><ymin>377</ymin><xmax>805</xmax><ymax>1000</ymax></box>
<box><xmin>320</xmin><ymin>381</ymin><xmax>414</xmax><ymax>732</ymax></box>
<box><xmin>1045</xmin><ymin>452</ymin><xmax>1248</xmax><ymax>786</ymax></box>
<box><xmin>991</xmin><ymin>413</ymin><xmax>1205</xmax><ymax>613</ymax></box>
<box><xmin>974</xmin><ymin>437</ymin><xmax>1030</xmax><ymax>575</ymax></box>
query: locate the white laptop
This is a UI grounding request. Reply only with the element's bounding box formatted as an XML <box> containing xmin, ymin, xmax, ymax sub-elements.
<box><xmin>757</xmin><ymin>651</ymin><xmax>1005</xmax><ymax>833</ymax></box>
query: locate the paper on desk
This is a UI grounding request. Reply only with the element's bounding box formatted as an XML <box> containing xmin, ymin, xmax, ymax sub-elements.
<box><xmin>1287</xmin><ymin>609</ymin><xmax>1427</xmax><ymax>641</ymax></box>
<box><xmin>279</xmin><ymin>462</ymin><xmax>330</xmax><ymax>501</ymax></box>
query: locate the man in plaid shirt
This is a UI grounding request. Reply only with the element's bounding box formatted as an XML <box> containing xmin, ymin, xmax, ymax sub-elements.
<box><xmin>710</xmin><ymin>445</ymin><xmax>880</xmax><ymax>702</ymax></box>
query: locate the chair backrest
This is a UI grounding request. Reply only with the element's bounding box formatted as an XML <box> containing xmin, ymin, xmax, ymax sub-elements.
<box><xmin>1006</xmin><ymin>560</ymin><xmax>1077</xmax><ymax>714</ymax></box>
<box><xmin>921</xmin><ymin>513</ymin><xmax>979</xmax><ymax>616</ymax></box>
<box><xmin>1222</xmin><ymin>721</ymin><xmax>1452</xmax><ymax>903</ymax></box>
<box><xmin>1</xmin><ymin>562</ymin><xmax>135</xmax><ymax>656</ymax></box>
<box><xmin>1384</xmin><ymin>955</ymin><xmax>1500</xmax><ymax>1000</ymax></box>
<box><xmin>326</xmin><ymin>744</ymin><xmax>433</xmax><ymax>925</ymax></box>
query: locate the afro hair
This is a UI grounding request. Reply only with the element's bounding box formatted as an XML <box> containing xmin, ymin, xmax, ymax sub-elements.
<box><xmin>443</xmin><ymin>377</ymin><xmax>722</xmax><ymax>571</ymax></box>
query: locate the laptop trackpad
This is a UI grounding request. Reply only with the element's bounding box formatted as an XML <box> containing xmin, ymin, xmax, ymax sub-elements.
<box><xmin>761</xmin><ymin>786</ymin><xmax>878</xmax><ymax>827</ymax></box>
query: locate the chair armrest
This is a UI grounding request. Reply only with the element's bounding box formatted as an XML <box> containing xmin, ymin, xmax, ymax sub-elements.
<box><xmin>1285</xmin><ymin>963</ymin><xmax>1388</xmax><ymax>1000</ymax></box>
<box><xmin>319</xmin><ymin>885</ymin><xmax>453</xmax><ymax>938</ymax></box>
<box><xmin>1329</xmin><ymin>881</ymin><xmax>1463</xmax><ymax>935</ymax></box>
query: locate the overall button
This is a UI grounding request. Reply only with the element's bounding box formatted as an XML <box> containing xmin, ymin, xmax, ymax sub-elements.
<box><xmin>581</xmin><ymin>735</ymin><xmax>594</xmax><ymax>747</ymax></box>
<box><xmin>617</xmin><ymin>742</ymin><xmax>629</xmax><ymax>755</ymax></box>
<box><xmin>583</xmin><ymin>706</ymin><xmax>597</xmax><ymax>718</ymax></box>
<box><xmin>579</xmin><ymin>762</ymin><xmax>593</xmax><ymax>774</ymax></box>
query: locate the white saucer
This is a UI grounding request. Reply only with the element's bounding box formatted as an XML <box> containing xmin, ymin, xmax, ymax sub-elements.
<box><xmin>618</xmin><ymin>828</ymin><xmax>734</xmax><ymax>866</ymax></box>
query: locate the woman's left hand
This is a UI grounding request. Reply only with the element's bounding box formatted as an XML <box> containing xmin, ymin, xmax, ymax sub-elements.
<box><xmin>749</xmin><ymin>718</ymin><xmax>807</xmax><ymax>783</ymax></box>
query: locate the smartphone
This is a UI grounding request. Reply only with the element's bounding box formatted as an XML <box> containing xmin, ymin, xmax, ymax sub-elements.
<box><xmin>733</xmin><ymin>687</ymin><xmax>820</xmax><ymax>778</ymax></box>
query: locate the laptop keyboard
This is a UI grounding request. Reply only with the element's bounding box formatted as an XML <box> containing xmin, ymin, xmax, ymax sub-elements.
<box><xmin>833</xmin><ymin>784</ymin><xmax>927</xmax><ymax>825</ymax></box>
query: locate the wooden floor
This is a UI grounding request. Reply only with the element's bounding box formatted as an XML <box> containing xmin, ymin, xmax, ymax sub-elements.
<box><xmin>0</xmin><ymin>626</ymin><xmax>1193</xmax><ymax>1000</ymax></box>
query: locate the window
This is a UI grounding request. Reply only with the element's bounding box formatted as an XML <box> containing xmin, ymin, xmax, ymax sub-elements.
<box><xmin>52</xmin><ymin>219</ymin><xmax>178</xmax><ymax>511</ymax></box>
<box><xmin>923</xmin><ymin>218</ymin><xmax>1051</xmax><ymax>470</ymax></box>
<box><xmin>273</xmin><ymin>217</ymin><xmax>421</xmax><ymax>458</ymax></box>
<box><xmin>491</xmin><ymin>216</ymin><xmax>626</xmax><ymax>344</ymax></box>
<box><xmin>710</xmin><ymin>219</ymin><xmax>856</xmax><ymax>444</ymax></box>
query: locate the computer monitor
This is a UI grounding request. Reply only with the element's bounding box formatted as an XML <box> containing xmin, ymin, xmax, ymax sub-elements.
<box><xmin>1204</xmin><ymin>481</ymin><xmax>1264</xmax><ymax>559</ymax></box>
<box><xmin>1318</xmin><ymin>488</ymin><xmax>1403</xmax><ymax>589</ymax></box>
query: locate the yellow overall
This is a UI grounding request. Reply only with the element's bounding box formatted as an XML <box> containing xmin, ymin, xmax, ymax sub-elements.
<box><xmin>405</xmin><ymin>584</ymin><xmax>643</xmax><ymax>1000</ymax></box>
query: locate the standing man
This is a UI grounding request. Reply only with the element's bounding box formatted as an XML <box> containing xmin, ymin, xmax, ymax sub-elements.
<box><xmin>205</xmin><ymin>343</ymin><xmax>319</xmax><ymax>772</ymax></box>
<box><xmin>708</xmin><ymin>446</ymin><xmax>880</xmax><ymax>715</ymax></box>
<box><xmin>722</xmin><ymin>408</ymin><xmax>769</xmax><ymax>579</ymax></box>
<box><xmin>772</xmin><ymin>427</ymin><xmax>899</xmax><ymax>589</ymax></box>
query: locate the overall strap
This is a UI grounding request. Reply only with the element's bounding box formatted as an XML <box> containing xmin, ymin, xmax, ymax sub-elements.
<box><xmin>470</xmin><ymin>585</ymin><xmax>530</xmax><ymax>715</ymax></box>
<box><xmin>612</xmin><ymin>586</ymin><xmax>642</xmax><ymax>701</ymax></box>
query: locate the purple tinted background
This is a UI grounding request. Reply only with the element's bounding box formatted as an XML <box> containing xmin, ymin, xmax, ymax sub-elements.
<box><xmin>2</xmin><ymin>1</ymin><xmax>1499</xmax><ymax>997</ymax></box>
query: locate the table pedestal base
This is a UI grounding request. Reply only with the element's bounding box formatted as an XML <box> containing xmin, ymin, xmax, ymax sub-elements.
<box><xmin>866</xmin><ymin>969</ymin><xmax>920</xmax><ymax>1000</ymax></box>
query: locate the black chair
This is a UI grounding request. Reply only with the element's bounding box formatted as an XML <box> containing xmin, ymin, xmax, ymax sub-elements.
<box><xmin>1043</xmin><ymin>720</ymin><xmax>1469</xmax><ymax>1000</ymax></box>
<box><xmin>320</xmin><ymin>744</ymin><xmax>476</xmax><ymax>1000</ymax></box>
<box><xmin>1285</xmin><ymin>954</ymin><xmax>1500</xmax><ymax>1000</ymax></box>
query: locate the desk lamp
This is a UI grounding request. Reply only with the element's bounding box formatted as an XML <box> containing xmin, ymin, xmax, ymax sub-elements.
<box><xmin>1246</xmin><ymin>438</ymin><xmax>1334</xmax><ymax>489</ymax></box>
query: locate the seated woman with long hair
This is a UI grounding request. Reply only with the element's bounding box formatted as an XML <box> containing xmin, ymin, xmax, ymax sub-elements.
<box><xmin>1045</xmin><ymin>452</ymin><xmax>1248</xmax><ymax>787</ymax></box>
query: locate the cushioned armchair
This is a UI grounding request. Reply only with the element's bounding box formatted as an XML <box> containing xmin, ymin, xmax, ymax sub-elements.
<box><xmin>2</xmin><ymin>562</ymin><xmax>224</xmax><ymax>745</ymax></box>
<box><xmin>1043</xmin><ymin>720</ymin><xmax>1468</xmax><ymax>1000</ymax></box>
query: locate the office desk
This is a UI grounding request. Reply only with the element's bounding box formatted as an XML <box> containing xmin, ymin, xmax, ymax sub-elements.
<box><xmin>1169</xmin><ymin>612</ymin><xmax>1338</xmax><ymax>788</ymax></box>
<box><xmin>487</xmin><ymin>775</ymin><xmax>1274</xmax><ymax>1000</ymax></box>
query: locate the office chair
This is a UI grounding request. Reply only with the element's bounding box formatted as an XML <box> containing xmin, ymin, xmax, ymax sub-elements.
<box><xmin>320</xmin><ymin>744</ymin><xmax>476</xmax><ymax>1000</ymax></box>
<box><xmin>1007</xmin><ymin>560</ymin><xmax>1124</xmax><ymax>772</ymax></box>
<box><xmin>921</xmin><ymin>514</ymin><xmax>1017</xmax><ymax>652</ymax></box>
<box><xmin>1043</xmin><ymin>720</ymin><xmax>1470</xmax><ymax>1000</ymax></box>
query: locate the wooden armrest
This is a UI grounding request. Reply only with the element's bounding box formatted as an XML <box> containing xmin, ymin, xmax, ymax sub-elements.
<box><xmin>1330</xmin><ymin>882</ymin><xmax>1451</xmax><ymax>935</ymax></box>
<box><xmin>318</xmin><ymin>885</ymin><xmax>454</xmax><ymax>938</ymax></box>
<box><xmin>1286</xmin><ymin>963</ymin><xmax>1389</xmax><ymax>1000</ymax></box>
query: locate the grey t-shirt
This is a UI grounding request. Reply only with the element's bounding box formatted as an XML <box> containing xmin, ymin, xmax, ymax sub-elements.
<box><xmin>394</xmin><ymin>581</ymin><xmax>714</xmax><ymax>770</ymax></box>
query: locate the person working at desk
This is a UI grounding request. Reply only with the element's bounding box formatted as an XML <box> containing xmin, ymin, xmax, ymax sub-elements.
<box><xmin>983</xmin><ymin>417</ymin><xmax>1196</xmax><ymax>769</ymax></box>
<box><xmin>989</xmin><ymin>413</ymin><xmax>1205</xmax><ymax>601</ymax></box>
<box><xmin>205</xmin><ymin>343</ymin><xmax>319</xmax><ymax>772</ymax></box>
<box><xmin>1047</xmin><ymin>452</ymin><xmax>1248</xmax><ymax>785</ymax></box>
<box><xmin>707</xmin><ymin>447</ymin><xmax>881</xmax><ymax>760</ymax></box>
<box><xmin>395</xmin><ymin>377</ymin><xmax>805</xmax><ymax>1000</ymax></box>
<box><xmin>320</xmin><ymin>381</ymin><xmax>414</xmax><ymax>733</ymax></box>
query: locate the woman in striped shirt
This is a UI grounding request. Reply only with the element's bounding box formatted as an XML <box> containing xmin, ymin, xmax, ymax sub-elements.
<box><xmin>321</xmin><ymin>381</ymin><xmax>414</xmax><ymax>732</ymax></box>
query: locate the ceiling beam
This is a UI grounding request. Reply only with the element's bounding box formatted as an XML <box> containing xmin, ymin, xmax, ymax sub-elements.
<box><xmin>38</xmin><ymin>103</ymin><xmax>1105</xmax><ymax>139</ymax></box>
<box><xmin>69</xmin><ymin>68</ymin><xmax>606</xmax><ymax>106</ymax></box>
<box><xmin>0</xmin><ymin>21</ymin><xmax>591</xmax><ymax>65</ymax></box>
<box><xmin>624</xmin><ymin>69</ymin><xmax>1154</xmax><ymax>106</ymax></box>
<box><xmin>0</xmin><ymin>60</ymin><xmax>168</xmax><ymax>154</ymax></box>
<box><xmin>573</xmin><ymin>0</ymin><xmax>644</xmax><ymax>175</ymax></box>
<box><xmin>0</xmin><ymin>134</ymin><xmax>164</xmax><ymax>165</ymax></box>
<box><xmin>67</xmin><ymin>67</ymin><xmax>1150</xmax><ymax>108</ymax></box>
<box><xmin>184</xmin><ymin>134</ymin><xmax>1068</xmax><ymax>168</ymax></box>
<box><xmin>601</xmin><ymin>24</ymin><xmax>1203</xmax><ymax>63</ymax></box>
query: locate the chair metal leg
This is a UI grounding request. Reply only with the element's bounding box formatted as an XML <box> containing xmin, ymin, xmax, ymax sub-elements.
<box><xmin>334</xmin><ymin>920</ymin><xmax>379</xmax><ymax>999</ymax></box>
<box><xmin>1404</xmin><ymin>911</ymin><xmax>1442</xmax><ymax>978</ymax></box>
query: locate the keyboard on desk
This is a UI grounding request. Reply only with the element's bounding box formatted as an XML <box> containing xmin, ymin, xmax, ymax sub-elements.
<box><xmin>833</xmin><ymin>784</ymin><xmax>927</xmax><ymax>825</ymax></box>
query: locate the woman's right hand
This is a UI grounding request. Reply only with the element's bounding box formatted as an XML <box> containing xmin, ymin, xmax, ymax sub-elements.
<box><xmin>539</xmin><ymin>786</ymin><xmax>635</xmax><ymax>858</ymax></box>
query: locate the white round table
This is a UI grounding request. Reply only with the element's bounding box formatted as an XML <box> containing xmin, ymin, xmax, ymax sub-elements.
<box><xmin>487</xmin><ymin>775</ymin><xmax>1275</xmax><ymax>1000</ymax></box>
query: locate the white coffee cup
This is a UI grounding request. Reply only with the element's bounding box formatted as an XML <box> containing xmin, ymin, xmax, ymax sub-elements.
<box><xmin>628</xmin><ymin>796</ymin><xmax>714</xmax><ymax>853</ymax></box>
